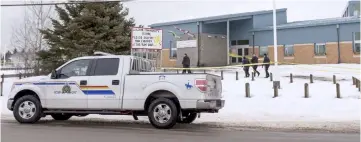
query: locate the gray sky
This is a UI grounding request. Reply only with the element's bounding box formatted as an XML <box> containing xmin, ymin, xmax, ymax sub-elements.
<box><xmin>0</xmin><ymin>0</ymin><xmax>351</xmax><ymax>53</ymax></box>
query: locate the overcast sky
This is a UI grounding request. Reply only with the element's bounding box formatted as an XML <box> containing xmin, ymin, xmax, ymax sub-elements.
<box><xmin>0</xmin><ymin>0</ymin><xmax>352</xmax><ymax>53</ymax></box>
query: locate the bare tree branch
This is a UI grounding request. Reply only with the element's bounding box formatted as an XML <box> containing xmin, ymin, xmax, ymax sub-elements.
<box><xmin>10</xmin><ymin>0</ymin><xmax>54</xmax><ymax>74</ymax></box>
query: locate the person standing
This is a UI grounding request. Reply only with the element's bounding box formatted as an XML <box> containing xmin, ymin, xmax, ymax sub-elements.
<box><xmin>242</xmin><ymin>56</ymin><xmax>250</xmax><ymax>78</ymax></box>
<box><xmin>182</xmin><ymin>53</ymin><xmax>191</xmax><ymax>74</ymax></box>
<box><xmin>251</xmin><ymin>54</ymin><xmax>260</xmax><ymax>77</ymax></box>
<box><xmin>262</xmin><ymin>53</ymin><xmax>271</xmax><ymax>78</ymax></box>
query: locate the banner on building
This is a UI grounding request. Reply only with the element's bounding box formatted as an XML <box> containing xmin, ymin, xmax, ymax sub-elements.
<box><xmin>131</xmin><ymin>27</ymin><xmax>163</xmax><ymax>49</ymax></box>
<box><xmin>177</xmin><ymin>40</ymin><xmax>197</xmax><ymax>48</ymax></box>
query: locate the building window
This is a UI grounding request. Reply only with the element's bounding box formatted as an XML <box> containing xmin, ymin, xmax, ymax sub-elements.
<box><xmin>170</xmin><ymin>47</ymin><xmax>177</xmax><ymax>59</ymax></box>
<box><xmin>354</xmin><ymin>32</ymin><xmax>360</xmax><ymax>54</ymax></box>
<box><xmin>259</xmin><ymin>46</ymin><xmax>268</xmax><ymax>56</ymax></box>
<box><xmin>231</xmin><ymin>40</ymin><xmax>237</xmax><ymax>46</ymax></box>
<box><xmin>244</xmin><ymin>48</ymin><xmax>249</xmax><ymax>56</ymax></box>
<box><xmin>284</xmin><ymin>45</ymin><xmax>294</xmax><ymax>56</ymax></box>
<box><xmin>231</xmin><ymin>40</ymin><xmax>249</xmax><ymax>46</ymax></box>
<box><xmin>314</xmin><ymin>43</ymin><xmax>326</xmax><ymax>56</ymax></box>
<box><xmin>237</xmin><ymin>40</ymin><xmax>249</xmax><ymax>45</ymax></box>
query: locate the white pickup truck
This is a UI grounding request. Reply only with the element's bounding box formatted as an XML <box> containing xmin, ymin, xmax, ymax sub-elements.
<box><xmin>7</xmin><ymin>53</ymin><xmax>224</xmax><ymax>129</ymax></box>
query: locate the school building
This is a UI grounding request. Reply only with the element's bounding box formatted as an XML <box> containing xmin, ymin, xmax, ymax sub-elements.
<box><xmin>149</xmin><ymin>0</ymin><xmax>360</xmax><ymax>67</ymax></box>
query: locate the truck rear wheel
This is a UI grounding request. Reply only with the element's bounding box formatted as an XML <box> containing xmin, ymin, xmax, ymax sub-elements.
<box><xmin>51</xmin><ymin>113</ymin><xmax>72</xmax><ymax>120</ymax></box>
<box><xmin>147</xmin><ymin>98</ymin><xmax>178</xmax><ymax>129</ymax></box>
<box><xmin>13</xmin><ymin>95</ymin><xmax>42</xmax><ymax>123</ymax></box>
<box><xmin>177</xmin><ymin>112</ymin><xmax>197</xmax><ymax>124</ymax></box>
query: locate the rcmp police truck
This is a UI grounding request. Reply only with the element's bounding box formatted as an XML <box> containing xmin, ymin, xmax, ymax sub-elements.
<box><xmin>7</xmin><ymin>52</ymin><xmax>224</xmax><ymax>129</ymax></box>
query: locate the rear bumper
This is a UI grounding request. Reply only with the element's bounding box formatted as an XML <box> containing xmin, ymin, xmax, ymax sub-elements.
<box><xmin>196</xmin><ymin>99</ymin><xmax>225</xmax><ymax>110</ymax></box>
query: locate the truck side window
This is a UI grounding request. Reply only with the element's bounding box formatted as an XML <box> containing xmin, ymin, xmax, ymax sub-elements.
<box><xmin>59</xmin><ymin>59</ymin><xmax>91</xmax><ymax>78</ymax></box>
<box><xmin>93</xmin><ymin>58</ymin><xmax>119</xmax><ymax>75</ymax></box>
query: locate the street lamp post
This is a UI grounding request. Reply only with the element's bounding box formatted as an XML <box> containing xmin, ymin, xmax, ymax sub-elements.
<box><xmin>272</xmin><ymin>0</ymin><xmax>280</xmax><ymax>89</ymax></box>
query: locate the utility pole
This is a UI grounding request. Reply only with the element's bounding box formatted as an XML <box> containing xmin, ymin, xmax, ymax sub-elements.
<box><xmin>197</xmin><ymin>21</ymin><xmax>201</xmax><ymax>67</ymax></box>
<box><xmin>272</xmin><ymin>0</ymin><xmax>280</xmax><ymax>89</ymax></box>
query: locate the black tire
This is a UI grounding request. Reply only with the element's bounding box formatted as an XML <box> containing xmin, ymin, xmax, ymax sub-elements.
<box><xmin>177</xmin><ymin>112</ymin><xmax>197</xmax><ymax>124</ymax></box>
<box><xmin>147</xmin><ymin>98</ymin><xmax>178</xmax><ymax>129</ymax></box>
<box><xmin>51</xmin><ymin>113</ymin><xmax>73</xmax><ymax>120</ymax></box>
<box><xmin>13</xmin><ymin>95</ymin><xmax>42</xmax><ymax>123</ymax></box>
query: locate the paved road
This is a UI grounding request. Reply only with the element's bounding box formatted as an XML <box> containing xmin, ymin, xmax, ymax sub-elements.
<box><xmin>1</xmin><ymin>119</ymin><xmax>359</xmax><ymax>142</ymax></box>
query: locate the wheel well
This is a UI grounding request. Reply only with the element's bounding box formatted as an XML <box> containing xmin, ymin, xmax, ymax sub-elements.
<box><xmin>12</xmin><ymin>90</ymin><xmax>41</xmax><ymax>108</ymax></box>
<box><xmin>144</xmin><ymin>90</ymin><xmax>180</xmax><ymax>112</ymax></box>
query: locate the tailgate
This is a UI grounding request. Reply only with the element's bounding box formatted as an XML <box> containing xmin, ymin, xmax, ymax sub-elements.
<box><xmin>205</xmin><ymin>74</ymin><xmax>222</xmax><ymax>100</ymax></box>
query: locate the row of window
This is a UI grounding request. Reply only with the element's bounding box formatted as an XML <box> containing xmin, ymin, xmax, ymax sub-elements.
<box><xmin>257</xmin><ymin>32</ymin><xmax>360</xmax><ymax>56</ymax></box>
<box><xmin>169</xmin><ymin>32</ymin><xmax>360</xmax><ymax>59</ymax></box>
<box><xmin>170</xmin><ymin>41</ymin><xmax>360</xmax><ymax>59</ymax></box>
<box><xmin>231</xmin><ymin>40</ymin><xmax>249</xmax><ymax>46</ymax></box>
<box><xmin>258</xmin><ymin>42</ymin><xmax>360</xmax><ymax>57</ymax></box>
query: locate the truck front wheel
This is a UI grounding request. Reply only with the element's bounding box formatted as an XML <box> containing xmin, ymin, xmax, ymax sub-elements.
<box><xmin>51</xmin><ymin>113</ymin><xmax>72</xmax><ymax>120</ymax></box>
<box><xmin>148</xmin><ymin>98</ymin><xmax>178</xmax><ymax>129</ymax></box>
<box><xmin>13</xmin><ymin>95</ymin><xmax>42</xmax><ymax>123</ymax></box>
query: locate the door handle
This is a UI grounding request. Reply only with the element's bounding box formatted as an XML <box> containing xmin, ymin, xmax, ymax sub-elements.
<box><xmin>112</xmin><ymin>80</ymin><xmax>120</xmax><ymax>85</ymax></box>
<box><xmin>80</xmin><ymin>80</ymin><xmax>87</xmax><ymax>85</ymax></box>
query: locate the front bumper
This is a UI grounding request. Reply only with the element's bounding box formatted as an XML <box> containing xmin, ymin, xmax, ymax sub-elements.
<box><xmin>196</xmin><ymin>99</ymin><xmax>225</xmax><ymax>110</ymax></box>
<box><xmin>7</xmin><ymin>98</ymin><xmax>14</xmax><ymax>111</ymax></box>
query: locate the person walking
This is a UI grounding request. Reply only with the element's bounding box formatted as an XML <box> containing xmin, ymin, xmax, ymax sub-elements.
<box><xmin>251</xmin><ymin>54</ymin><xmax>260</xmax><ymax>77</ymax></box>
<box><xmin>262</xmin><ymin>53</ymin><xmax>271</xmax><ymax>78</ymax></box>
<box><xmin>182</xmin><ymin>53</ymin><xmax>191</xmax><ymax>74</ymax></box>
<box><xmin>242</xmin><ymin>56</ymin><xmax>250</xmax><ymax>78</ymax></box>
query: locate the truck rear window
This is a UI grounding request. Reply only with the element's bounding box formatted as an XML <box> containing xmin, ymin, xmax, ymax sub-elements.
<box><xmin>93</xmin><ymin>58</ymin><xmax>119</xmax><ymax>75</ymax></box>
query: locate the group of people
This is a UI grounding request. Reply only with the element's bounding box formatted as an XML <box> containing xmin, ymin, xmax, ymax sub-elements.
<box><xmin>181</xmin><ymin>53</ymin><xmax>271</xmax><ymax>78</ymax></box>
<box><xmin>241</xmin><ymin>53</ymin><xmax>270</xmax><ymax>78</ymax></box>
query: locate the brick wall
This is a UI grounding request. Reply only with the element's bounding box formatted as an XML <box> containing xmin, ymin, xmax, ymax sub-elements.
<box><xmin>249</xmin><ymin>46</ymin><xmax>259</xmax><ymax>56</ymax></box>
<box><xmin>264</xmin><ymin>42</ymin><xmax>360</xmax><ymax>64</ymax></box>
<box><xmin>268</xmin><ymin>45</ymin><xmax>284</xmax><ymax>63</ymax></box>
<box><xmin>161</xmin><ymin>49</ymin><xmax>176</xmax><ymax>67</ymax></box>
<box><xmin>340</xmin><ymin>41</ymin><xmax>360</xmax><ymax>63</ymax></box>
<box><xmin>324</xmin><ymin>42</ymin><xmax>338</xmax><ymax>64</ymax></box>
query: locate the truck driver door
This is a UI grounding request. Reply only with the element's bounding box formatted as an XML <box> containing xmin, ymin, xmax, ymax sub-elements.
<box><xmin>46</xmin><ymin>59</ymin><xmax>92</xmax><ymax>109</ymax></box>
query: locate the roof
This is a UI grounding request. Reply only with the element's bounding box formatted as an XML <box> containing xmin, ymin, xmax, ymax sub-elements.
<box><xmin>149</xmin><ymin>8</ymin><xmax>287</xmax><ymax>27</ymax></box>
<box><xmin>251</xmin><ymin>16</ymin><xmax>360</xmax><ymax>31</ymax></box>
<box><xmin>342</xmin><ymin>0</ymin><xmax>360</xmax><ymax>17</ymax></box>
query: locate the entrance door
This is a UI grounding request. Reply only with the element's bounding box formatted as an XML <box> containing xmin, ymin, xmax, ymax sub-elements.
<box><xmin>237</xmin><ymin>48</ymin><xmax>243</xmax><ymax>63</ymax></box>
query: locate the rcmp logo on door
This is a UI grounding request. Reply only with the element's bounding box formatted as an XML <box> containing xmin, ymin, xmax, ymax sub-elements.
<box><xmin>54</xmin><ymin>83</ymin><xmax>77</xmax><ymax>94</ymax></box>
<box><xmin>62</xmin><ymin>84</ymin><xmax>71</xmax><ymax>93</ymax></box>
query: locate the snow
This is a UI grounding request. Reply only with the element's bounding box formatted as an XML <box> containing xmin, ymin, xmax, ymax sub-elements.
<box><xmin>1</xmin><ymin>64</ymin><xmax>360</xmax><ymax>132</ymax></box>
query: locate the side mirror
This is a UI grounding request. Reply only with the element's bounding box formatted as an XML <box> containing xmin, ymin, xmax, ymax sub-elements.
<box><xmin>51</xmin><ymin>70</ymin><xmax>58</xmax><ymax>79</ymax></box>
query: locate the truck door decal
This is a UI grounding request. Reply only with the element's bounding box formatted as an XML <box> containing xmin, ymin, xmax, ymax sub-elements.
<box><xmin>185</xmin><ymin>81</ymin><xmax>193</xmax><ymax>90</ymax></box>
<box><xmin>14</xmin><ymin>81</ymin><xmax>115</xmax><ymax>96</ymax></box>
<box><xmin>80</xmin><ymin>86</ymin><xmax>115</xmax><ymax>95</ymax></box>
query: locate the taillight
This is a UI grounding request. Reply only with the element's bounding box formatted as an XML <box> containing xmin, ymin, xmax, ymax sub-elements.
<box><xmin>195</xmin><ymin>79</ymin><xmax>207</xmax><ymax>92</ymax></box>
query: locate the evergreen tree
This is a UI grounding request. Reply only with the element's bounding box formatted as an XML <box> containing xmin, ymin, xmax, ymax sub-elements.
<box><xmin>38</xmin><ymin>1</ymin><xmax>135</xmax><ymax>74</ymax></box>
